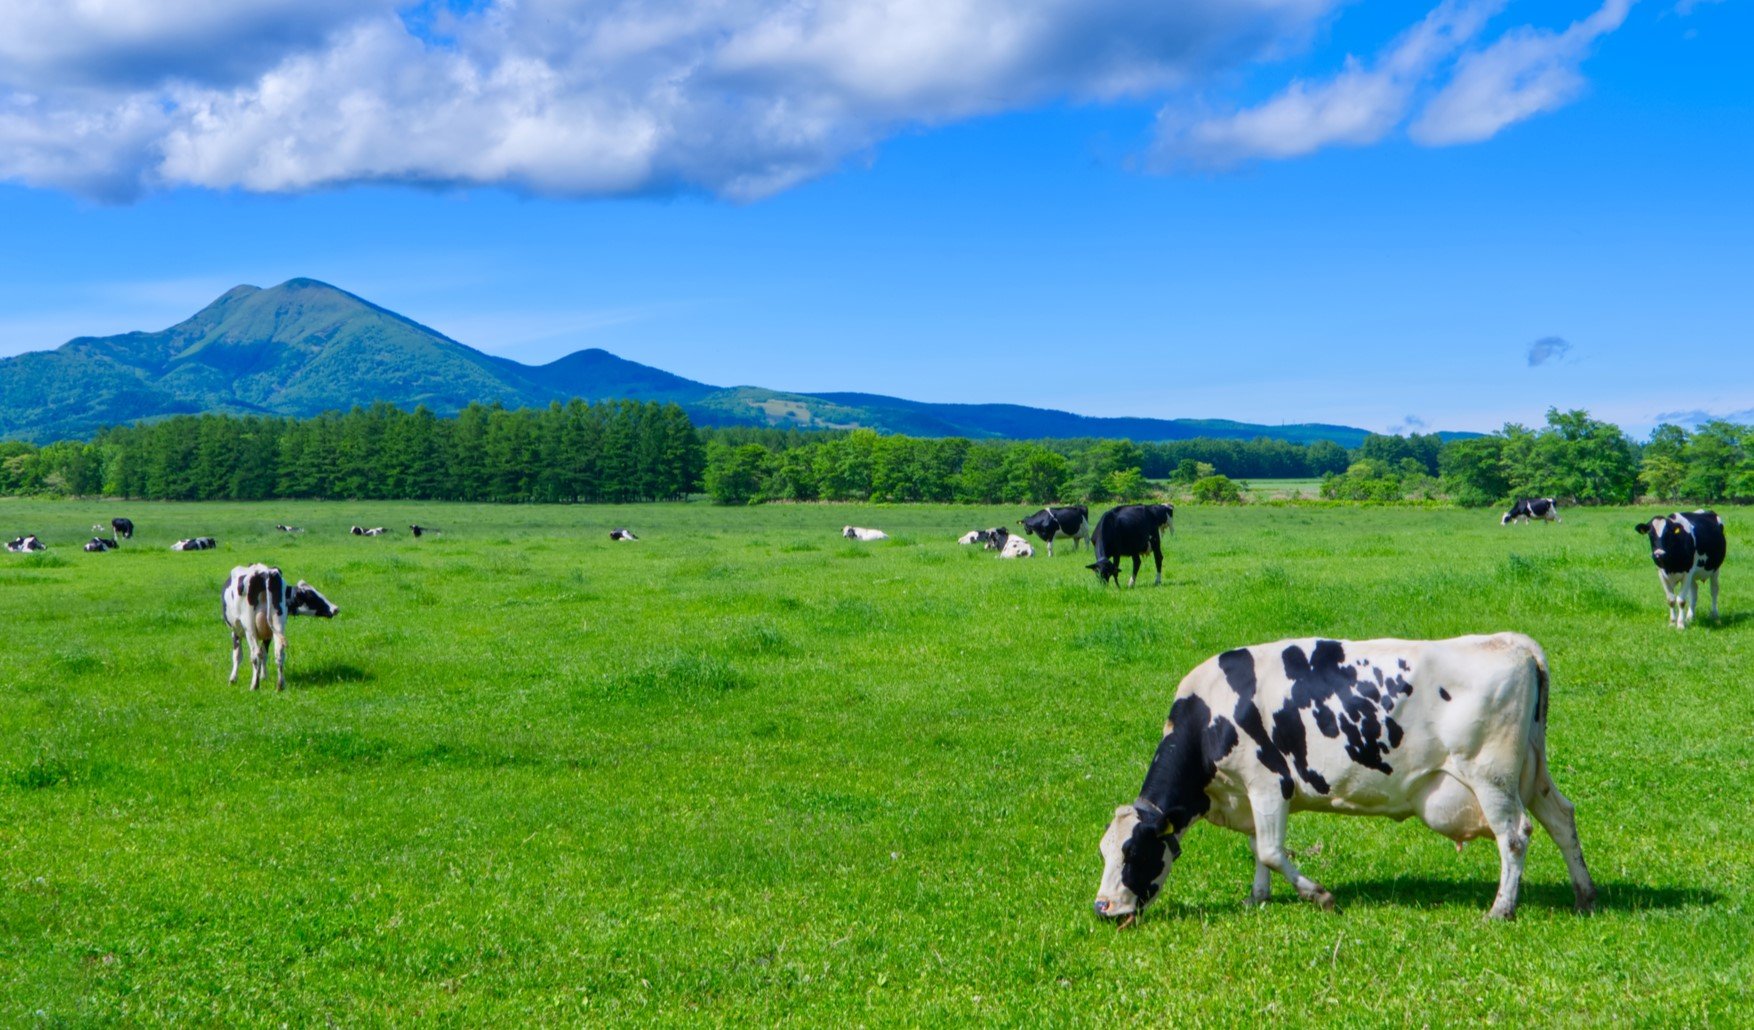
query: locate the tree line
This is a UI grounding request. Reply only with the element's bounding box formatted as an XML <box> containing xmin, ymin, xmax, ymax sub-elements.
<box><xmin>0</xmin><ymin>400</ymin><xmax>704</xmax><ymax>503</ymax></box>
<box><xmin>3</xmin><ymin>404</ymin><xmax>1749</xmax><ymax>507</ymax></box>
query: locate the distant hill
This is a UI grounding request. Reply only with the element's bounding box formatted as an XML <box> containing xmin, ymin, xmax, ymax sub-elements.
<box><xmin>1</xmin><ymin>278</ymin><xmax>1393</xmax><ymax>447</ymax></box>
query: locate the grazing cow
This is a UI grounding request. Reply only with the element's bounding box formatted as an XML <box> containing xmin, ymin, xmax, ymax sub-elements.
<box><xmin>411</xmin><ymin>524</ymin><xmax>441</xmax><ymax>538</ymax></box>
<box><xmin>6</xmin><ymin>534</ymin><xmax>45</xmax><ymax>552</ymax></box>
<box><xmin>83</xmin><ymin>535</ymin><xmax>118</xmax><ymax>552</ymax></box>
<box><xmin>1502</xmin><ymin>498</ymin><xmax>1561</xmax><ymax>525</ymax></box>
<box><xmin>1086</xmin><ymin>504</ymin><xmax>1174</xmax><ymax>587</ymax></box>
<box><xmin>351</xmin><ymin>526</ymin><xmax>388</xmax><ymax>537</ymax></box>
<box><xmin>998</xmin><ymin>535</ymin><xmax>1034</xmax><ymax>559</ymax></box>
<box><xmin>1636</xmin><ymin>510</ymin><xmax>1727</xmax><ymax>629</ymax></box>
<box><xmin>843</xmin><ymin>526</ymin><xmax>888</xmax><ymax>542</ymax></box>
<box><xmin>1093</xmin><ymin>633</ymin><xmax>1596</xmax><ymax>923</ymax></box>
<box><xmin>609</xmin><ymin>528</ymin><xmax>638</xmax><ymax>541</ymax></box>
<box><xmin>171</xmin><ymin>537</ymin><xmax>217</xmax><ymax>551</ymax></box>
<box><xmin>1018</xmin><ymin>505</ymin><xmax>1090</xmax><ymax>556</ymax></box>
<box><xmin>222</xmin><ymin>563</ymin><xmax>338</xmax><ymax>691</ymax></box>
<box><xmin>275</xmin><ymin>524</ymin><xmax>301</xmax><ymax>533</ymax></box>
<box><xmin>111</xmin><ymin>517</ymin><xmax>134</xmax><ymax>539</ymax></box>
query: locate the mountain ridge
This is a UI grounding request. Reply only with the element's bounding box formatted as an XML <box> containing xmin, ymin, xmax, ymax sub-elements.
<box><xmin>1</xmin><ymin>278</ymin><xmax>1400</xmax><ymax>447</ymax></box>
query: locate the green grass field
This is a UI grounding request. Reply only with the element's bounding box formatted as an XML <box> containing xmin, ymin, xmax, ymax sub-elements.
<box><xmin>2</xmin><ymin>500</ymin><xmax>1748</xmax><ymax>1024</ymax></box>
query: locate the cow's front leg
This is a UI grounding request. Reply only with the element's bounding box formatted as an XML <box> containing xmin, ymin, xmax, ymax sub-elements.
<box><xmin>1151</xmin><ymin>538</ymin><xmax>1163</xmax><ymax>586</ymax></box>
<box><xmin>1250</xmin><ymin>794</ymin><xmax>1334</xmax><ymax>910</ymax></box>
<box><xmin>1659</xmin><ymin>570</ymin><xmax>1682</xmax><ymax>628</ymax></box>
<box><xmin>1249</xmin><ymin>860</ymin><xmax>1273</xmax><ymax>906</ymax></box>
<box><xmin>229</xmin><ymin>632</ymin><xmax>242</xmax><ymax>684</ymax></box>
<box><xmin>1127</xmin><ymin>555</ymin><xmax>1141</xmax><ymax>588</ymax></box>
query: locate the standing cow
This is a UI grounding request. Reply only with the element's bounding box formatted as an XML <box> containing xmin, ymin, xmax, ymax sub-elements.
<box><xmin>1635</xmin><ymin>510</ymin><xmax>1726</xmax><ymax>628</ymax></box>
<box><xmin>1502</xmin><ymin>498</ymin><xmax>1560</xmax><ymax>525</ymax></box>
<box><xmin>222</xmin><ymin>563</ymin><xmax>339</xmax><ymax>691</ymax></box>
<box><xmin>1093</xmin><ymin>633</ymin><xmax>1596</xmax><ymax>923</ymax></box>
<box><xmin>1087</xmin><ymin>504</ymin><xmax>1174</xmax><ymax>587</ymax></box>
<box><xmin>1018</xmin><ymin>505</ymin><xmax>1090</xmax><ymax>556</ymax></box>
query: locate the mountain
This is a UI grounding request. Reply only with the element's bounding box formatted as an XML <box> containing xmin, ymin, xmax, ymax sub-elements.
<box><xmin>0</xmin><ymin>278</ymin><xmax>1384</xmax><ymax>447</ymax></box>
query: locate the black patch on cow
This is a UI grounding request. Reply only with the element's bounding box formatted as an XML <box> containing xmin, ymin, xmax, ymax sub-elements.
<box><xmin>1438</xmin><ymin>687</ymin><xmax>1452</xmax><ymax>701</ymax></box>
<box><xmin>1267</xmin><ymin>641</ymin><xmax>1411</xmax><ymax>792</ymax></box>
<box><xmin>1122</xmin><ymin>694</ymin><xmax>1237</xmax><ymax>904</ymax></box>
<box><xmin>1218</xmin><ymin>648</ymin><xmax>1297</xmax><ymax>799</ymax></box>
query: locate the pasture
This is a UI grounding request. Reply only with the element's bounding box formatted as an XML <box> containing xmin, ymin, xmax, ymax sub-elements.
<box><xmin>1</xmin><ymin>500</ymin><xmax>1747</xmax><ymax>1024</ymax></box>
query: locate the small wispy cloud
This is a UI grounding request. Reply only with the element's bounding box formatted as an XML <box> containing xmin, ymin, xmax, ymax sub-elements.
<box><xmin>1653</xmin><ymin>407</ymin><xmax>1754</xmax><ymax>426</ymax></box>
<box><xmin>1527</xmin><ymin>335</ymin><xmax>1573</xmax><ymax>366</ymax></box>
<box><xmin>1388</xmin><ymin>414</ymin><xmax>1429</xmax><ymax>434</ymax></box>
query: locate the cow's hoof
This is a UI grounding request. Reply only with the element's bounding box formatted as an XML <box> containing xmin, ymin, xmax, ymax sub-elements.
<box><xmin>1313</xmin><ymin>891</ymin><xmax>1337</xmax><ymax>912</ymax></box>
<box><xmin>1483</xmin><ymin>907</ymin><xmax>1517</xmax><ymax>922</ymax></box>
<box><xmin>1575</xmin><ymin>889</ymin><xmax>1598</xmax><ymax>914</ymax></box>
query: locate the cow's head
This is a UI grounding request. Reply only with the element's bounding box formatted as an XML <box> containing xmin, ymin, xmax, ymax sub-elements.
<box><xmin>1087</xmin><ymin>557</ymin><xmax>1122</xmax><ymax>584</ymax></box>
<box><xmin>1636</xmin><ymin>516</ymin><xmax>1693</xmax><ymax>569</ymax></box>
<box><xmin>1094</xmin><ymin>801</ymin><xmax>1172</xmax><ymax>923</ymax></box>
<box><xmin>287</xmin><ymin>580</ymin><xmax>339</xmax><ymax>618</ymax></box>
<box><xmin>842</xmin><ymin>526</ymin><xmax>856</xmax><ymax>538</ymax></box>
<box><xmin>1152</xmin><ymin>504</ymin><xmax>1175</xmax><ymax>535</ymax></box>
<box><xmin>1502</xmin><ymin>509</ymin><xmax>1517</xmax><ymax>525</ymax></box>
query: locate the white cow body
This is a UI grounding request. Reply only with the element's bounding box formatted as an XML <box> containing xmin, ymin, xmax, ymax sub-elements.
<box><xmin>1095</xmin><ymin>633</ymin><xmax>1595</xmax><ymax>922</ymax></box>
<box><xmin>998</xmin><ymin>535</ymin><xmax>1034</xmax><ymax>559</ymax></box>
<box><xmin>842</xmin><ymin>526</ymin><xmax>888</xmax><ymax>542</ymax></box>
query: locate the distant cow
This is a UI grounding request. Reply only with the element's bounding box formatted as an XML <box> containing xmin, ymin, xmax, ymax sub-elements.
<box><xmin>843</xmin><ymin>526</ymin><xmax>888</xmax><ymax>542</ymax></box>
<box><xmin>275</xmin><ymin>524</ymin><xmax>302</xmax><ymax>533</ymax></box>
<box><xmin>411</xmin><ymin>524</ymin><xmax>440</xmax><ymax>538</ymax></box>
<box><xmin>1636</xmin><ymin>510</ymin><xmax>1727</xmax><ymax>629</ymax></box>
<box><xmin>351</xmin><ymin>526</ymin><xmax>388</xmax><ymax>537</ymax></box>
<box><xmin>222</xmin><ymin>563</ymin><xmax>338</xmax><ymax>691</ymax></box>
<box><xmin>111</xmin><ymin>517</ymin><xmax>134</xmax><ymax>539</ymax></box>
<box><xmin>171</xmin><ymin>537</ymin><xmax>217</xmax><ymax>551</ymax></box>
<box><xmin>1093</xmin><ymin>633</ymin><xmax>1596</xmax><ymax>923</ymax></box>
<box><xmin>609</xmin><ymin>528</ymin><xmax>638</xmax><ymax>541</ymax></box>
<box><xmin>1018</xmin><ymin>505</ymin><xmax>1089</xmax><ymax>556</ymax></box>
<box><xmin>998</xmin><ymin>535</ymin><xmax>1034</xmax><ymax>559</ymax></box>
<box><xmin>1087</xmin><ymin>504</ymin><xmax>1174</xmax><ymax>587</ymax></box>
<box><xmin>1502</xmin><ymin>498</ymin><xmax>1560</xmax><ymax>525</ymax></box>
<box><xmin>6</xmin><ymin>534</ymin><xmax>45</xmax><ymax>552</ymax></box>
<box><xmin>83</xmin><ymin>535</ymin><xmax>118</xmax><ymax>553</ymax></box>
<box><xmin>981</xmin><ymin>527</ymin><xmax>1011</xmax><ymax>551</ymax></box>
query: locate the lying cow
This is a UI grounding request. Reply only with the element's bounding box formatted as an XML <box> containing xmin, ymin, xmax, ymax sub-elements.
<box><xmin>998</xmin><ymin>535</ymin><xmax>1034</xmax><ymax>559</ymax></box>
<box><xmin>411</xmin><ymin>524</ymin><xmax>440</xmax><ymax>538</ymax></box>
<box><xmin>171</xmin><ymin>537</ymin><xmax>217</xmax><ymax>551</ymax></box>
<box><xmin>351</xmin><ymin>526</ymin><xmax>388</xmax><ymax>537</ymax></box>
<box><xmin>1019</xmin><ymin>505</ymin><xmax>1089</xmax><ymax>556</ymax></box>
<box><xmin>1087</xmin><ymin>504</ymin><xmax>1174</xmax><ymax>587</ymax></box>
<box><xmin>6</xmin><ymin>534</ymin><xmax>45</xmax><ymax>552</ymax></box>
<box><xmin>83</xmin><ymin>535</ymin><xmax>119</xmax><ymax>552</ymax></box>
<box><xmin>1094</xmin><ymin>633</ymin><xmax>1596</xmax><ymax>923</ymax></box>
<box><xmin>609</xmin><ymin>528</ymin><xmax>638</xmax><ymax>541</ymax></box>
<box><xmin>275</xmin><ymin>524</ymin><xmax>302</xmax><ymax>533</ymax></box>
<box><xmin>981</xmin><ymin>527</ymin><xmax>1011</xmax><ymax>551</ymax></box>
<box><xmin>843</xmin><ymin>526</ymin><xmax>888</xmax><ymax>542</ymax></box>
<box><xmin>1636</xmin><ymin>510</ymin><xmax>1727</xmax><ymax>629</ymax></box>
<box><xmin>1502</xmin><ymin>498</ymin><xmax>1560</xmax><ymax>525</ymax></box>
<box><xmin>222</xmin><ymin>563</ymin><xmax>338</xmax><ymax>691</ymax></box>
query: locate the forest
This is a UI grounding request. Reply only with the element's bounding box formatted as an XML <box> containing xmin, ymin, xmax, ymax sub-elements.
<box><xmin>1</xmin><ymin>403</ymin><xmax>1749</xmax><ymax>508</ymax></box>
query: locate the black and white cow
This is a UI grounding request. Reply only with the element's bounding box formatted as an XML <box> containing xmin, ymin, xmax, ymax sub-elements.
<box><xmin>997</xmin><ymin>535</ymin><xmax>1034</xmax><ymax>559</ymax></box>
<box><xmin>1502</xmin><ymin>498</ymin><xmax>1560</xmax><ymax>525</ymax></box>
<box><xmin>351</xmin><ymin>526</ymin><xmax>388</xmax><ymax>537</ymax></box>
<box><xmin>843</xmin><ymin>526</ymin><xmax>888</xmax><ymax>541</ymax></box>
<box><xmin>981</xmin><ymin>526</ymin><xmax>1012</xmax><ymax>551</ymax></box>
<box><xmin>1018</xmin><ymin>505</ymin><xmax>1089</xmax><ymax>557</ymax></box>
<box><xmin>275</xmin><ymin>524</ymin><xmax>302</xmax><ymax>533</ymax></box>
<box><xmin>1636</xmin><ymin>510</ymin><xmax>1727</xmax><ymax>629</ymax></box>
<box><xmin>171</xmin><ymin>537</ymin><xmax>217</xmax><ymax>551</ymax></box>
<box><xmin>1086</xmin><ymin>504</ymin><xmax>1174</xmax><ymax>587</ymax></box>
<box><xmin>1093</xmin><ymin>633</ymin><xmax>1596</xmax><ymax>923</ymax></box>
<box><xmin>222</xmin><ymin>563</ymin><xmax>339</xmax><ymax>691</ymax></box>
<box><xmin>83</xmin><ymin>535</ymin><xmax>118</xmax><ymax>552</ymax></box>
<box><xmin>6</xmin><ymin>534</ymin><xmax>46</xmax><ymax>552</ymax></box>
<box><xmin>609</xmin><ymin>528</ymin><xmax>638</xmax><ymax>541</ymax></box>
<box><xmin>411</xmin><ymin>524</ymin><xmax>440</xmax><ymax>538</ymax></box>
<box><xmin>111</xmin><ymin>517</ymin><xmax>134</xmax><ymax>539</ymax></box>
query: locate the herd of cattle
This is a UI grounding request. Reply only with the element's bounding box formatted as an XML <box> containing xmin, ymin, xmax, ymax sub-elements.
<box><xmin>2</xmin><ymin>496</ymin><xmax>1733</xmax><ymax>923</ymax></box>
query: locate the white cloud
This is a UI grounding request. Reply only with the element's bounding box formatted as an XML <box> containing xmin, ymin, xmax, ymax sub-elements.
<box><xmin>1155</xmin><ymin>1</ymin><xmax>1503</xmax><ymax>167</ymax></box>
<box><xmin>0</xmin><ymin>0</ymin><xmax>1339</xmax><ymax>200</ymax></box>
<box><xmin>1409</xmin><ymin>0</ymin><xmax>1633</xmax><ymax>145</ymax></box>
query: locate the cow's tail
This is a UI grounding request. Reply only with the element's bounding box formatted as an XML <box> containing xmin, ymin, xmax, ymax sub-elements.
<box><xmin>1514</xmin><ymin>634</ymin><xmax>1552</xmax><ymax>800</ymax></box>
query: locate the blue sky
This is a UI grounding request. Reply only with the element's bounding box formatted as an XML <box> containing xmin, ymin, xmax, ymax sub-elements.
<box><xmin>0</xmin><ymin>0</ymin><xmax>1747</xmax><ymax>437</ymax></box>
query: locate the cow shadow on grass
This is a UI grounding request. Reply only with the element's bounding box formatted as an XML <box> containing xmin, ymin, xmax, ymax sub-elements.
<box><xmin>292</xmin><ymin>662</ymin><xmax>374</xmax><ymax>688</ymax></box>
<box><xmin>1694</xmin><ymin>612</ymin><xmax>1751</xmax><ymax>631</ymax></box>
<box><xmin>1188</xmin><ymin>877</ymin><xmax>1717</xmax><ymax>915</ymax></box>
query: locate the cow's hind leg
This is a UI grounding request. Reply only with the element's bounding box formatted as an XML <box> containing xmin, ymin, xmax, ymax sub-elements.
<box><xmin>1470</xmin><ymin>779</ymin><xmax>1530</xmax><ymax>920</ymax></box>
<box><xmin>247</xmin><ymin>637</ymin><xmax>265</xmax><ymax>690</ymax></box>
<box><xmin>273</xmin><ymin>634</ymin><xmax>288</xmax><ymax>692</ymax></box>
<box><xmin>1250</xmin><ymin>793</ymin><xmax>1334</xmax><ymax>910</ymax></box>
<box><xmin>228</xmin><ymin>631</ymin><xmax>242</xmax><ymax>684</ymax></box>
<box><xmin>1709</xmin><ymin>568</ymin><xmax>1721</xmax><ymax>620</ymax></box>
<box><xmin>1528</xmin><ymin>770</ymin><xmax>1597</xmax><ymax>913</ymax></box>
